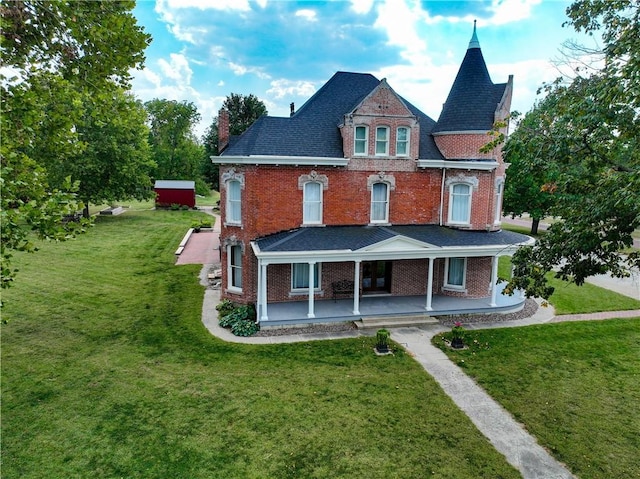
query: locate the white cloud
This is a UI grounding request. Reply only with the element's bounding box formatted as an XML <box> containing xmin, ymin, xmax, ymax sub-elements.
<box><xmin>157</xmin><ymin>53</ymin><xmax>193</xmax><ymax>84</ymax></box>
<box><xmin>350</xmin><ymin>0</ymin><xmax>374</xmax><ymax>14</ymax></box>
<box><xmin>160</xmin><ymin>0</ymin><xmax>251</xmax><ymax>11</ymax></box>
<box><xmin>217</xmin><ymin>80</ymin><xmax>225</xmax><ymax>87</ymax></box>
<box><xmin>487</xmin><ymin>0</ymin><xmax>542</xmax><ymax>25</ymax></box>
<box><xmin>267</xmin><ymin>79</ymin><xmax>317</xmax><ymax>99</ymax></box>
<box><xmin>295</xmin><ymin>9</ymin><xmax>317</xmax><ymax>22</ymax></box>
<box><xmin>229</xmin><ymin>62</ymin><xmax>271</xmax><ymax>80</ymax></box>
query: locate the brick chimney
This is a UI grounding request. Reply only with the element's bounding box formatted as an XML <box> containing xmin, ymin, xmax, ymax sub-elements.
<box><xmin>218</xmin><ymin>108</ymin><xmax>229</xmax><ymax>153</ymax></box>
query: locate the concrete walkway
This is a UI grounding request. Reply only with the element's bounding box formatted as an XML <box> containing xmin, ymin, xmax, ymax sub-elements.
<box><xmin>188</xmin><ymin>211</ymin><xmax>638</xmax><ymax>479</ymax></box>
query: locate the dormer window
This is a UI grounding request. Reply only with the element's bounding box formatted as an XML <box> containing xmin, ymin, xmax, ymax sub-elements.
<box><xmin>354</xmin><ymin>126</ymin><xmax>368</xmax><ymax>155</ymax></box>
<box><xmin>396</xmin><ymin>127</ymin><xmax>409</xmax><ymax>156</ymax></box>
<box><xmin>375</xmin><ymin>127</ymin><xmax>389</xmax><ymax>155</ymax></box>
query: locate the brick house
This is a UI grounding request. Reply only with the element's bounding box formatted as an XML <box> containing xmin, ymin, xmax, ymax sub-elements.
<box><xmin>213</xmin><ymin>25</ymin><xmax>532</xmax><ymax>325</ymax></box>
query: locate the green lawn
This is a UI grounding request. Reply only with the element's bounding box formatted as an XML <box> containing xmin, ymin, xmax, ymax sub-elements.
<box><xmin>498</xmin><ymin>256</ymin><xmax>640</xmax><ymax>314</ymax></box>
<box><xmin>434</xmin><ymin>320</ymin><xmax>640</xmax><ymax>479</ymax></box>
<box><xmin>1</xmin><ymin>210</ymin><xmax>520</xmax><ymax>479</ymax></box>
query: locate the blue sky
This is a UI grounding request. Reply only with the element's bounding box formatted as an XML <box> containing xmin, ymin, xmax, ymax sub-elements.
<box><xmin>131</xmin><ymin>0</ymin><xmax>597</xmax><ymax>137</ymax></box>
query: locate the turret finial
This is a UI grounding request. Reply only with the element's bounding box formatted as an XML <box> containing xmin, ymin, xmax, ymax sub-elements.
<box><xmin>468</xmin><ymin>19</ymin><xmax>480</xmax><ymax>49</ymax></box>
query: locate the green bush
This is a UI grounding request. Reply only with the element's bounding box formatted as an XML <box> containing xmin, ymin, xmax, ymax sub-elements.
<box><xmin>231</xmin><ymin>318</ymin><xmax>260</xmax><ymax>337</ymax></box>
<box><xmin>216</xmin><ymin>299</ymin><xmax>235</xmax><ymax>318</ymax></box>
<box><xmin>217</xmin><ymin>303</ymin><xmax>259</xmax><ymax>336</ymax></box>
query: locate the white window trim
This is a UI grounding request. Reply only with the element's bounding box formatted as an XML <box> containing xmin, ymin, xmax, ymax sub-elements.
<box><xmin>448</xmin><ymin>182</ymin><xmax>472</xmax><ymax>225</ymax></box>
<box><xmin>302</xmin><ymin>181</ymin><xmax>323</xmax><ymax>225</ymax></box>
<box><xmin>494</xmin><ymin>178</ymin><xmax>504</xmax><ymax>224</ymax></box>
<box><xmin>291</xmin><ymin>263</ymin><xmax>322</xmax><ymax>292</ymax></box>
<box><xmin>370</xmin><ymin>182</ymin><xmax>390</xmax><ymax>224</ymax></box>
<box><xmin>444</xmin><ymin>257</ymin><xmax>467</xmax><ymax>291</ymax></box>
<box><xmin>354</xmin><ymin>125</ymin><xmax>368</xmax><ymax>156</ymax></box>
<box><xmin>375</xmin><ymin>126</ymin><xmax>389</xmax><ymax>156</ymax></box>
<box><xmin>225</xmin><ymin>179</ymin><xmax>242</xmax><ymax>226</ymax></box>
<box><xmin>396</xmin><ymin>126</ymin><xmax>410</xmax><ymax>157</ymax></box>
<box><xmin>227</xmin><ymin>244</ymin><xmax>243</xmax><ymax>293</ymax></box>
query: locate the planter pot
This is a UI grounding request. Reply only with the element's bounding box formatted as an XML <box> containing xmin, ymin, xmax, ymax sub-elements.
<box><xmin>451</xmin><ymin>337</ymin><xmax>464</xmax><ymax>349</ymax></box>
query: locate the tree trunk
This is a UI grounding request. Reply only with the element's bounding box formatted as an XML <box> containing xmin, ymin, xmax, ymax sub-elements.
<box><xmin>83</xmin><ymin>203</ymin><xmax>90</xmax><ymax>219</ymax></box>
<box><xmin>530</xmin><ymin>218</ymin><xmax>540</xmax><ymax>235</ymax></box>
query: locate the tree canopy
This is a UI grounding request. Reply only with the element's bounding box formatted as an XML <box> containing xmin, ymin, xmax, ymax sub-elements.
<box><xmin>202</xmin><ymin>93</ymin><xmax>267</xmax><ymax>189</ymax></box>
<box><xmin>1</xmin><ymin>1</ymin><xmax>150</xmax><ymax>289</ymax></box>
<box><xmin>144</xmin><ymin>99</ymin><xmax>206</xmax><ymax>193</ymax></box>
<box><xmin>504</xmin><ymin>0</ymin><xmax>639</xmax><ymax>299</ymax></box>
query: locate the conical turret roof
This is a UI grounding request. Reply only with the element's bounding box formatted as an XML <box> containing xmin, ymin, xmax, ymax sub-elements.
<box><xmin>433</xmin><ymin>21</ymin><xmax>507</xmax><ymax>133</ymax></box>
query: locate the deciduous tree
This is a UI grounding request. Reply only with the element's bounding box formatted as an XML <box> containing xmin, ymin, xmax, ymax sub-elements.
<box><xmin>1</xmin><ymin>1</ymin><xmax>150</xmax><ymax>289</ymax></box>
<box><xmin>504</xmin><ymin>0</ymin><xmax>640</xmax><ymax>299</ymax></box>
<box><xmin>145</xmin><ymin>99</ymin><xmax>204</xmax><ymax>185</ymax></box>
<box><xmin>202</xmin><ymin>93</ymin><xmax>267</xmax><ymax>190</ymax></box>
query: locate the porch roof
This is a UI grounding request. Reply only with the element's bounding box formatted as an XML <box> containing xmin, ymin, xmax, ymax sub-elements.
<box><xmin>254</xmin><ymin>224</ymin><xmax>531</xmax><ymax>254</ymax></box>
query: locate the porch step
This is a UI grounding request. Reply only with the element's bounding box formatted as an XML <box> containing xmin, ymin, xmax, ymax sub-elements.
<box><xmin>355</xmin><ymin>314</ymin><xmax>438</xmax><ymax>329</ymax></box>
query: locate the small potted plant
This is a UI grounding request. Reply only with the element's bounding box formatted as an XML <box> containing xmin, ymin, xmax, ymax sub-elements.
<box><xmin>375</xmin><ymin>328</ymin><xmax>391</xmax><ymax>354</ymax></box>
<box><xmin>451</xmin><ymin>321</ymin><xmax>465</xmax><ymax>349</ymax></box>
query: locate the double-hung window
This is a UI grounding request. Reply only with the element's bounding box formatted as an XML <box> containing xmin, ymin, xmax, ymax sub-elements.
<box><xmin>228</xmin><ymin>245</ymin><xmax>242</xmax><ymax>291</ymax></box>
<box><xmin>375</xmin><ymin>126</ymin><xmax>389</xmax><ymax>155</ymax></box>
<box><xmin>354</xmin><ymin>126</ymin><xmax>368</xmax><ymax>155</ymax></box>
<box><xmin>449</xmin><ymin>183</ymin><xmax>471</xmax><ymax>224</ymax></box>
<box><xmin>226</xmin><ymin>180</ymin><xmax>241</xmax><ymax>224</ymax></box>
<box><xmin>303</xmin><ymin>182</ymin><xmax>322</xmax><ymax>224</ymax></box>
<box><xmin>445</xmin><ymin>257</ymin><xmax>466</xmax><ymax>289</ymax></box>
<box><xmin>292</xmin><ymin>263</ymin><xmax>320</xmax><ymax>290</ymax></box>
<box><xmin>370</xmin><ymin>182</ymin><xmax>389</xmax><ymax>223</ymax></box>
<box><xmin>396</xmin><ymin>127</ymin><xmax>409</xmax><ymax>156</ymax></box>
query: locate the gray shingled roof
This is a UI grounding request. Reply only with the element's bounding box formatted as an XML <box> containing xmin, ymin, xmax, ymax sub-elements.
<box><xmin>433</xmin><ymin>44</ymin><xmax>507</xmax><ymax>133</ymax></box>
<box><xmin>222</xmin><ymin>71</ymin><xmax>444</xmax><ymax>160</ymax></box>
<box><xmin>256</xmin><ymin>225</ymin><xmax>530</xmax><ymax>252</ymax></box>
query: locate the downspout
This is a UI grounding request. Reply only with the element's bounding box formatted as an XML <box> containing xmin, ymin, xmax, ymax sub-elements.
<box><xmin>439</xmin><ymin>168</ymin><xmax>446</xmax><ymax>226</ymax></box>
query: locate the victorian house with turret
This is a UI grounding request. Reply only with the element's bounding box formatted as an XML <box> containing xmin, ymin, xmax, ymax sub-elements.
<box><xmin>213</xmin><ymin>25</ymin><xmax>532</xmax><ymax>326</ymax></box>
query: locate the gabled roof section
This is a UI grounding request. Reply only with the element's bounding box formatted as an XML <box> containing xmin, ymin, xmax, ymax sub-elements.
<box><xmin>221</xmin><ymin>72</ymin><xmax>444</xmax><ymax>160</ymax></box>
<box><xmin>433</xmin><ymin>24</ymin><xmax>508</xmax><ymax>133</ymax></box>
<box><xmin>348</xmin><ymin>78</ymin><xmax>414</xmax><ymax>118</ymax></box>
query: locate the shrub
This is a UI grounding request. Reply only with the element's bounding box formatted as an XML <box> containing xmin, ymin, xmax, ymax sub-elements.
<box><xmin>216</xmin><ymin>299</ymin><xmax>235</xmax><ymax>318</ymax></box>
<box><xmin>170</xmin><ymin>203</ymin><xmax>180</xmax><ymax>210</ymax></box>
<box><xmin>217</xmin><ymin>303</ymin><xmax>259</xmax><ymax>336</ymax></box>
<box><xmin>231</xmin><ymin>319</ymin><xmax>260</xmax><ymax>337</ymax></box>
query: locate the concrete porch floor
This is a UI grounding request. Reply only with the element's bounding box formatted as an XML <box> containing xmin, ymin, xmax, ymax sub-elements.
<box><xmin>260</xmin><ymin>283</ymin><xmax>524</xmax><ymax>326</ymax></box>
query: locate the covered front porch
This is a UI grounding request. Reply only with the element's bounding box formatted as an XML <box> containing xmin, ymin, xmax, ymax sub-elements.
<box><xmin>260</xmin><ymin>282</ymin><xmax>524</xmax><ymax>327</ymax></box>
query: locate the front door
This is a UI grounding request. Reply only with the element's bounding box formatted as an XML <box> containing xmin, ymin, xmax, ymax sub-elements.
<box><xmin>362</xmin><ymin>261</ymin><xmax>391</xmax><ymax>293</ymax></box>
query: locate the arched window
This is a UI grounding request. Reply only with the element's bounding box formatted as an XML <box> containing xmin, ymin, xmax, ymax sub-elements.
<box><xmin>449</xmin><ymin>183</ymin><xmax>471</xmax><ymax>224</ymax></box>
<box><xmin>396</xmin><ymin>127</ymin><xmax>410</xmax><ymax>156</ymax></box>
<box><xmin>371</xmin><ymin>182</ymin><xmax>389</xmax><ymax>223</ymax></box>
<box><xmin>303</xmin><ymin>182</ymin><xmax>322</xmax><ymax>224</ymax></box>
<box><xmin>226</xmin><ymin>179</ymin><xmax>241</xmax><ymax>225</ymax></box>
<box><xmin>375</xmin><ymin>126</ymin><xmax>389</xmax><ymax>155</ymax></box>
<box><xmin>354</xmin><ymin>126</ymin><xmax>368</xmax><ymax>155</ymax></box>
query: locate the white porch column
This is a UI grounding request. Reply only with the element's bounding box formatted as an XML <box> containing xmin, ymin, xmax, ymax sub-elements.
<box><xmin>352</xmin><ymin>260</ymin><xmax>361</xmax><ymax>315</ymax></box>
<box><xmin>425</xmin><ymin>257</ymin><xmax>434</xmax><ymax>311</ymax></box>
<box><xmin>259</xmin><ymin>260</ymin><xmax>269</xmax><ymax>322</ymax></box>
<box><xmin>490</xmin><ymin>255</ymin><xmax>499</xmax><ymax>307</ymax></box>
<box><xmin>307</xmin><ymin>261</ymin><xmax>316</xmax><ymax>318</ymax></box>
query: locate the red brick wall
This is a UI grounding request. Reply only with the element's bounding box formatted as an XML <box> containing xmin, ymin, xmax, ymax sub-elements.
<box><xmin>220</xmin><ymin>165</ymin><xmax>446</xmax><ymax>237</ymax></box>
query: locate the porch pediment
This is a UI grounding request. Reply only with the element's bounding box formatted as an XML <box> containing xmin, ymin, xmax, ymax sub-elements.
<box><xmin>358</xmin><ymin>235</ymin><xmax>436</xmax><ymax>252</ymax></box>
